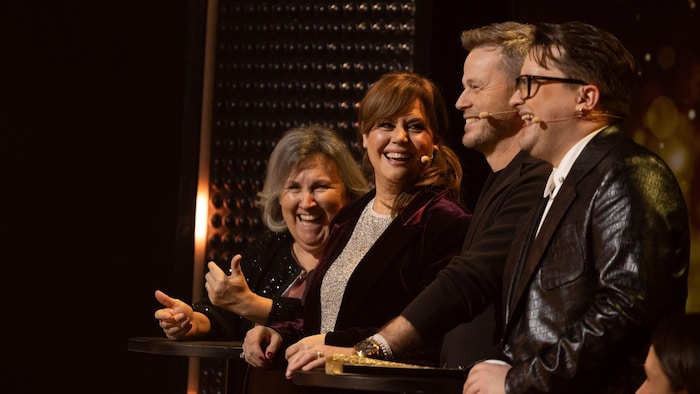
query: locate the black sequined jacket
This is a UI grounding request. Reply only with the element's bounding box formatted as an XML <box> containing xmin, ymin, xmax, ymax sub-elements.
<box><xmin>192</xmin><ymin>230</ymin><xmax>303</xmax><ymax>340</ymax></box>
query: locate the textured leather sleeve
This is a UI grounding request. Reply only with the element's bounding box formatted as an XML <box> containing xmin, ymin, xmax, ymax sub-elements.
<box><xmin>505</xmin><ymin>148</ymin><xmax>689</xmax><ymax>393</ymax></box>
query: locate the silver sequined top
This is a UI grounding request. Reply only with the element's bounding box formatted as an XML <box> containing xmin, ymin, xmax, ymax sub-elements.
<box><xmin>320</xmin><ymin>198</ymin><xmax>393</xmax><ymax>333</ymax></box>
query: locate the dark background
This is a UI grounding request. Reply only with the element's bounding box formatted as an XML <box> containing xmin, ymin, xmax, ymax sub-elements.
<box><xmin>5</xmin><ymin>1</ymin><xmax>698</xmax><ymax>393</ymax></box>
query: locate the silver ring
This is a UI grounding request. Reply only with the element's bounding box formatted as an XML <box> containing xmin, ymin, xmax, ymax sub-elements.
<box><xmin>239</xmin><ymin>352</ymin><xmax>246</xmax><ymax>359</ymax></box>
<box><xmin>316</xmin><ymin>350</ymin><xmax>324</xmax><ymax>359</ymax></box>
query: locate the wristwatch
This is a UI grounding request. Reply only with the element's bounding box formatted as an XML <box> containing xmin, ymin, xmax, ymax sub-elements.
<box><xmin>353</xmin><ymin>335</ymin><xmax>392</xmax><ymax>360</ymax></box>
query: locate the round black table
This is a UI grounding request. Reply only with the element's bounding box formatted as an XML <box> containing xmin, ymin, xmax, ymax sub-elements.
<box><xmin>127</xmin><ymin>336</ymin><xmax>243</xmax><ymax>358</ymax></box>
<box><xmin>127</xmin><ymin>337</ymin><xmax>244</xmax><ymax>393</ymax></box>
<box><xmin>292</xmin><ymin>369</ymin><xmax>464</xmax><ymax>393</ymax></box>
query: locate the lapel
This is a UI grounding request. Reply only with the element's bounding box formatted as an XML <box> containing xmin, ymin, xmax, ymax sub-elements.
<box><xmin>504</xmin><ymin>126</ymin><xmax>623</xmax><ymax>328</ymax></box>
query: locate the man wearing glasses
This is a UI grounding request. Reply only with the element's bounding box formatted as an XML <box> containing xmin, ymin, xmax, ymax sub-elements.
<box><xmin>353</xmin><ymin>21</ymin><xmax>689</xmax><ymax>393</ymax></box>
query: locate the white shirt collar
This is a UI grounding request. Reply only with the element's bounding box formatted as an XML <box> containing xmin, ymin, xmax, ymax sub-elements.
<box><xmin>543</xmin><ymin>127</ymin><xmax>605</xmax><ymax>199</ymax></box>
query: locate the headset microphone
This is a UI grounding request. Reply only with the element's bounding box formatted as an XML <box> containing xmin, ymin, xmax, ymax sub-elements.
<box><xmin>531</xmin><ymin>110</ymin><xmax>625</xmax><ymax>124</ymax></box>
<box><xmin>478</xmin><ymin>110</ymin><xmax>519</xmax><ymax>119</ymax></box>
<box><xmin>420</xmin><ymin>155</ymin><xmax>433</xmax><ymax>163</ymax></box>
<box><xmin>531</xmin><ymin>115</ymin><xmax>581</xmax><ymax>123</ymax></box>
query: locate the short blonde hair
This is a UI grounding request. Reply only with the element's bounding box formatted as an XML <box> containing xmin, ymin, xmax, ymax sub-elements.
<box><xmin>257</xmin><ymin>124</ymin><xmax>370</xmax><ymax>232</ymax></box>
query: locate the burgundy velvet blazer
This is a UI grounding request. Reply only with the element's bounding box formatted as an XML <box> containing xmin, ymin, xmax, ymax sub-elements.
<box><xmin>276</xmin><ymin>186</ymin><xmax>471</xmax><ymax>365</ymax></box>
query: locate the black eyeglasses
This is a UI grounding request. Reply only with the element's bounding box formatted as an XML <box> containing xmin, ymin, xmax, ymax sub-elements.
<box><xmin>515</xmin><ymin>75</ymin><xmax>588</xmax><ymax>99</ymax></box>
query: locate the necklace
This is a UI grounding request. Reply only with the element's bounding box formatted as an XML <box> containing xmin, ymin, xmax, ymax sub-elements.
<box><xmin>286</xmin><ymin>243</ymin><xmax>310</xmax><ymax>299</ymax></box>
<box><xmin>291</xmin><ymin>242</ymin><xmax>315</xmax><ymax>273</ymax></box>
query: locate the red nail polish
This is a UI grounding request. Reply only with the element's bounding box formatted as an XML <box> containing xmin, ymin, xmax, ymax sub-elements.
<box><xmin>267</xmin><ymin>352</ymin><xmax>273</xmax><ymax>358</ymax></box>
<box><xmin>259</xmin><ymin>356</ymin><xmax>265</xmax><ymax>361</ymax></box>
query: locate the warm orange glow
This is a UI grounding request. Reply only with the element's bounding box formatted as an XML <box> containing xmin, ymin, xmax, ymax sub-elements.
<box><xmin>193</xmin><ymin>191</ymin><xmax>210</xmax><ymax>302</ymax></box>
<box><xmin>187</xmin><ymin>358</ymin><xmax>200</xmax><ymax>394</ymax></box>
<box><xmin>189</xmin><ymin>0</ymin><xmax>219</xmax><ymax>392</ymax></box>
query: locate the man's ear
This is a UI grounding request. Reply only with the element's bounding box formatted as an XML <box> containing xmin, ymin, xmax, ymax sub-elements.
<box><xmin>577</xmin><ymin>84</ymin><xmax>599</xmax><ymax>111</ymax></box>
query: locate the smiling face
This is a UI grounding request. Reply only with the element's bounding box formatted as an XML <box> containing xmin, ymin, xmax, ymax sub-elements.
<box><xmin>362</xmin><ymin>99</ymin><xmax>436</xmax><ymax>194</ymax></box>
<box><xmin>279</xmin><ymin>154</ymin><xmax>347</xmax><ymax>256</ymax></box>
<box><xmin>455</xmin><ymin>46</ymin><xmax>522</xmax><ymax>156</ymax></box>
<box><xmin>509</xmin><ymin>50</ymin><xmax>586</xmax><ymax>166</ymax></box>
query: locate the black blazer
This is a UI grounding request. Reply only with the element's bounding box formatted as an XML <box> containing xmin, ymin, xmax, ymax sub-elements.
<box><xmin>503</xmin><ymin>125</ymin><xmax>689</xmax><ymax>393</ymax></box>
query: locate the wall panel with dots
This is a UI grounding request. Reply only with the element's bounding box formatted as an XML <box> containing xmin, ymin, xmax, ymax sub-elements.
<box><xmin>205</xmin><ymin>0</ymin><xmax>421</xmax><ymax>270</ymax></box>
<box><xmin>200</xmin><ymin>2</ymin><xmax>427</xmax><ymax>392</ymax></box>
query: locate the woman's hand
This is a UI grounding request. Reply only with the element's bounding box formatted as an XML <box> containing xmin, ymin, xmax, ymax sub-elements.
<box><xmin>285</xmin><ymin>334</ymin><xmax>354</xmax><ymax>379</ymax></box>
<box><xmin>154</xmin><ymin>290</ymin><xmax>197</xmax><ymax>340</ymax></box>
<box><xmin>285</xmin><ymin>333</ymin><xmax>326</xmax><ymax>359</ymax></box>
<box><xmin>205</xmin><ymin>255</ymin><xmax>273</xmax><ymax>324</ymax></box>
<box><xmin>205</xmin><ymin>255</ymin><xmax>251</xmax><ymax>310</ymax></box>
<box><xmin>241</xmin><ymin>325</ymin><xmax>283</xmax><ymax>369</ymax></box>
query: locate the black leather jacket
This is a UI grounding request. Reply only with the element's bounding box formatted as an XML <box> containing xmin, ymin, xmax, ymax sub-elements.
<box><xmin>502</xmin><ymin>125</ymin><xmax>689</xmax><ymax>393</ymax></box>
